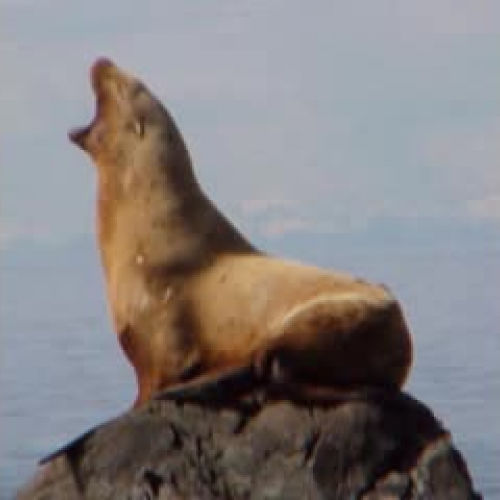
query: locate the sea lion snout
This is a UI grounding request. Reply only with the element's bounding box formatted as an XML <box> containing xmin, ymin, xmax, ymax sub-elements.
<box><xmin>70</xmin><ymin>58</ymin><xmax>140</xmax><ymax>155</ymax></box>
<box><xmin>90</xmin><ymin>57</ymin><xmax>132</xmax><ymax>99</ymax></box>
<box><xmin>91</xmin><ymin>57</ymin><xmax>116</xmax><ymax>88</ymax></box>
<box><xmin>69</xmin><ymin>57</ymin><xmax>119</xmax><ymax>154</ymax></box>
<box><xmin>88</xmin><ymin>58</ymin><xmax>122</xmax><ymax>108</ymax></box>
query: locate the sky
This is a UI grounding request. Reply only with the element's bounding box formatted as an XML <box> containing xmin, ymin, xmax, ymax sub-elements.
<box><xmin>1</xmin><ymin>1</ymin><xmax>499</xmax><ymax>246</ymax></box>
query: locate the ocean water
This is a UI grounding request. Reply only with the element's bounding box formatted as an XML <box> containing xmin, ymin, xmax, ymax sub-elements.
<box><xmin>1</xmin><ymin>242</ymin><xmax>499</xmax><ymax>498</ymax></box>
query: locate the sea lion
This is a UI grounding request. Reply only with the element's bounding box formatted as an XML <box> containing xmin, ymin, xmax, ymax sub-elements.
<box><xmin>70</xmin><ymin>58</ymin><xmax>413</xmax><ymax>407</ymax></box>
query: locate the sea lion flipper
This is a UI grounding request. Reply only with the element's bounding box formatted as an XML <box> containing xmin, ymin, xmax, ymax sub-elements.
<box><xmin>154</xmin><ymin>364</ymin><xmax>259</xmax><ymax>404</ymax></box>
<box><xmin>254</xmin><ymin>348</ymin><xmax>396</xmax><ymax>405</ymax></box>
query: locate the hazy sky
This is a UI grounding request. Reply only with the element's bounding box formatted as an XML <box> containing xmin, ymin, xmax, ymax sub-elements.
<box><xmin>1</xmin><ymin>1</ymin><xmax>499</xmax><ymax>245</ymax></box>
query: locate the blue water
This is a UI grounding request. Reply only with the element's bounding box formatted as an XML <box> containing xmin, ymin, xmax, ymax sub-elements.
<box><xmin>1</xmin><ymin>242</ymin><xmax>499</xmax><ymax>498</ymax></box>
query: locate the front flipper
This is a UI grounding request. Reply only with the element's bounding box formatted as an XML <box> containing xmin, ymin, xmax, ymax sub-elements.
<box><xmin>154</xmin><ymin>363</ymin><xmax>259</xmax><ymax>404</ymax></box>
<box><xmin>153</xmin><ymin>348</ymin><xmax>314</xmax><ymax>405</ymax></box>
<box><xmin>154</xmin><ymin>352</ymin><xmax>395</xmax><ymax>409</ymax></box>
<box><xmin>154</xmin><ymin>345</ymin><xmax>314</xmax><ymax>406</ymax></box>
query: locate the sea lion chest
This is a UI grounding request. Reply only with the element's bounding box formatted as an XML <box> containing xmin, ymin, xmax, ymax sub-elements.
<box><xmin>97</xmin><ymin>195</ymin><xmax>198</xmax><ymax>335</ymax></box>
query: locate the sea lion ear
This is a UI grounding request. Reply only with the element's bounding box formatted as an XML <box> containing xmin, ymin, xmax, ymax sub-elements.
<box><xmin>69</xmin><ymin>125</ymin><xmax>92</xmax><ymax>152</ymax></box>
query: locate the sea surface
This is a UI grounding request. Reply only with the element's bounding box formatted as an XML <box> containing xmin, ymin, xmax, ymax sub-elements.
<box><xmin>1</xmin><ymin>241</ymin><xmax>499</xmax><ymax>498</ymax></box>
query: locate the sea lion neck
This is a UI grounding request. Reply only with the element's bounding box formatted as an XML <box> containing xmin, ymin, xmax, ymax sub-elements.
<box><xmin>95</xmin><ymin>142</ymin><xmax>207</xmax><ymax>250</ymax></box>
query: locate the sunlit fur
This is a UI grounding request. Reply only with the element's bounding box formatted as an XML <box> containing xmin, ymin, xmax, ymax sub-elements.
<box><xmin>71</xmin><ymin>58</ymin><xmax>413</xmax><ymax>406</ymax></box>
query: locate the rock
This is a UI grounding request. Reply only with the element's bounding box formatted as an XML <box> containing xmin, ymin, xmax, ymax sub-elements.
<box><xmin>16</xmin><ymin>390</ymin><xmax>481</xmax><ymax>499</ymax></box>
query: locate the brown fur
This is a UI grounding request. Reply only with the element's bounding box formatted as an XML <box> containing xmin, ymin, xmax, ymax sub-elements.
<box><xmin>70</xmin><ymin>58</ymin><xmax>413</xmax><ymax>406</ymax></box>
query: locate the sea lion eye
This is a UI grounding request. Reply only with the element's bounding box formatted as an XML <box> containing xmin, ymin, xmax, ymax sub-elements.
<box><xmin>134</xmin><ymin>118</ymin><xmax>145</xmax><ymax>138</ymax></box>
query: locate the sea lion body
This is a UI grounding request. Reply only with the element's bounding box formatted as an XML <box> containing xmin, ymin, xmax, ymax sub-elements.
<box><xmin>71</xmin><ymin>58</ymin><xmax>412</xmax><ymax>406</ymax></box>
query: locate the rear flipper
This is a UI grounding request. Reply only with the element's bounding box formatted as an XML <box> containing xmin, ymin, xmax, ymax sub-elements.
<box><xmin>264</xmin><ymin>292</ymin><xmax>413</xmax><ymax>389</ymax></box>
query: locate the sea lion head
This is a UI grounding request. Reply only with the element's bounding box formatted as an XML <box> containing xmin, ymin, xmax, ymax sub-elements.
<box><xmin>70</xmin><ymin>58</ymin><xmax>194</xmax><ymax>189</ymax></box>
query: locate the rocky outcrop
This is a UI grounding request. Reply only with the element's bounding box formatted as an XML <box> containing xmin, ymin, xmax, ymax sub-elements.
<box><xmin>17</xmin><ymin>388</ymin><xmax>481</xmax><ymax>499</ymax></box>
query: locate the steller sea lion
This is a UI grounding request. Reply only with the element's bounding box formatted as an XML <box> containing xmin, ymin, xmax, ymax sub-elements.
<box><xmin>70</xmin><ymin>58</ymin><xmax>413</xmax><ymax>407</ymax></box>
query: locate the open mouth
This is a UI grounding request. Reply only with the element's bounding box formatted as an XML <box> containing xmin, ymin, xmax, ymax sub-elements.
<box><xmin>69</xmin><ymin>58</ymin><xmax>117</xmax><ymax>147</ymax></box>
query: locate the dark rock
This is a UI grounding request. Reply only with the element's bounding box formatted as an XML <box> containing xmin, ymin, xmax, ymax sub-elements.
<box><xmin>16</xmin><ymin>390</ymin><xmax>481</xmax><ymax>499</ymax></box>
